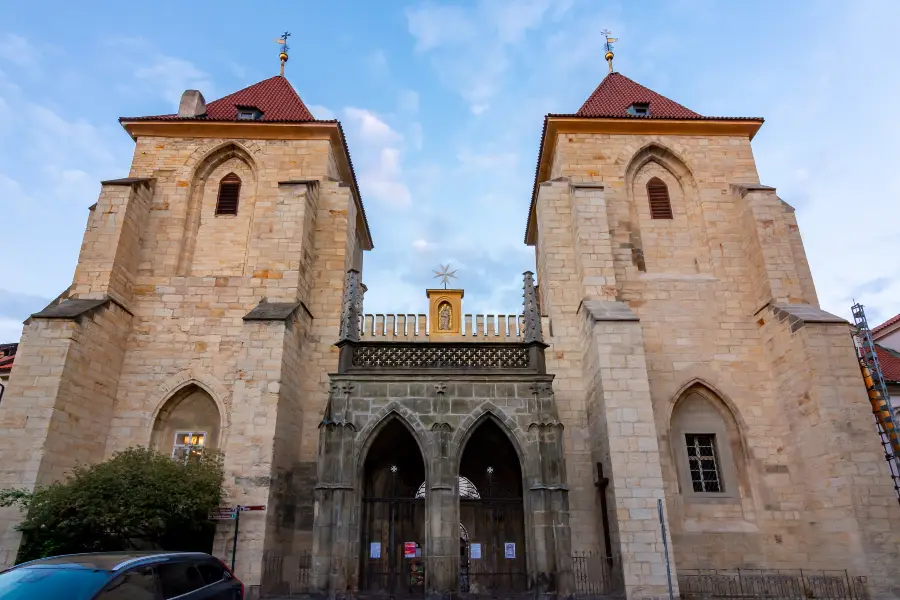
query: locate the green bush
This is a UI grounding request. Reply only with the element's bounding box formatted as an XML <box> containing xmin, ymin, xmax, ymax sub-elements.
<box><xmin>0</xmin><ymin>447</ymin><xmax>224</xmax><ymax>562</ymax></box>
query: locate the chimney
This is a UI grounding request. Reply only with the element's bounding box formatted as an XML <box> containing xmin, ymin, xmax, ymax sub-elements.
<box><xmin>178</xmin><ymin>90</ymin><xmax>207</xmax><ymax>118</ymax></box>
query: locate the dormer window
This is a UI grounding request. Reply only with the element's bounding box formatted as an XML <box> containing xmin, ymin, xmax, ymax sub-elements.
<box><xmin>627</xmin><ymin>102</ymin><xmax>650</xmax><ymax>117</ymax></box>
<box><xmin>236</xmin><ymin>106</ymin><xmax>263</xmax><ymax>121</ymax></box>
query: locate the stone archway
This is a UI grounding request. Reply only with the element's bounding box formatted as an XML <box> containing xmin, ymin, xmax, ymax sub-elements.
<box><xmin>359</xmin><ymin>418</ymin><xmax>427</xmax><ymax>596</ymax></box>
<box><xmin>458</xmin><ymin>418</ymin><xmax>527</xmax><ymax>594</ymax></box>
<box><xmin>150</xmin><ymin>383</ymin><xmax>221</xmax><ymax>459</ymax></box>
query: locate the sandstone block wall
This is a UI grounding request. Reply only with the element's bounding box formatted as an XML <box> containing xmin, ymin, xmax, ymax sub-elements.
<box><xmin>533</xmin><ymin>130</ymin><xmax>900</xmax><ymax>594</ymax></box>
<box><xmin>0</xmin><ymin>129</ymin><xmax>367</xmax><ymax>586</ymax></box>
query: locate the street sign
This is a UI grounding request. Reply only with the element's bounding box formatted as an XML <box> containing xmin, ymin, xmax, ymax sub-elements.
<box><xmin>238</xmin><ymin>505</ymin><xmax>266</xmax><ymax>512</ymax></box>
<box><xmin>209</xmin><ymin>507</ymin><xmax>237</xmax><ymax>520</ymax></box>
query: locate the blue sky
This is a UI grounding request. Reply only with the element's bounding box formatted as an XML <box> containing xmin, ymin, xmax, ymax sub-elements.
<box><xmin>0</xmin><ymin>0</ymin><xmax>898</xmax><ymax>342</ymax></box>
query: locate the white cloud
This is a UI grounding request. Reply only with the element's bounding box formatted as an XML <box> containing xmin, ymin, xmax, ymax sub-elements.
<box><xmin>404</xmin><ymin>0</ymin><xmax>571</xmax><ymax>112</ymax></box>
<box><xmin>307</xmin><ymin>104</ymin><xmax>335</xmax><ymax>120</ymax></box>
<box><xmin>343</xmin><ymin>108</ymin><xmax>412</xmax><ymax>209</ymax></box>
<box><xmin>0</xmin><ymin>34</ymin><xmax>38</xmax><ymax>68</ymax></box>
<box><xmin>366</xmin><ymin>50</ymin><xmax>389</xmax><ymax>76</ymax></box>
<box><xmin>361</xmin><ymin>148</ymin><xmax>412</xmax><ymax>208</ymax></box>
<box><xmin>412</xmin><ymin>239</ymin><xmax>432</xmax><ymax>251</ymax></box>
<box><xmin>133</xmin><ymin>55</ymin><xmax>214</xmax><ymax>106</ymax></box>
<box><xmin>398</xmin><ymin>89</ymin><xmax>419</xmax><ymax>113</ymax></box>
<box><xmin>344</xmin><ymin>107</ymin><xmax>403</xmax><ymax>145</ymax></box>
<box><xmin>0</xmin><ymin>318</ymin><xmax>23</xmax><ymax>344</ymax></box>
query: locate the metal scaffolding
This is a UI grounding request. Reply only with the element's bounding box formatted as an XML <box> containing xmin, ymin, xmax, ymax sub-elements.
<box><xmin>850</xmin><ymin>302</ymin><xmax>900</xmax><ymax>503</ymax></box>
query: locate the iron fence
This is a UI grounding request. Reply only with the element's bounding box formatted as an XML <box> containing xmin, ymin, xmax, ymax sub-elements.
<box><xmin>679</xmin><ymin>569</ymin><xmax>867</xmax><ymax>600</ymax></box>
<box><xmin>572</xmin><ymin>552</ymin><xmax>621</xmax><ymax>597</ymax></box>
<box><xmin>261</xmin><ymin>551</ymin><xmax>311</xmax><ymax>597</ymax></box>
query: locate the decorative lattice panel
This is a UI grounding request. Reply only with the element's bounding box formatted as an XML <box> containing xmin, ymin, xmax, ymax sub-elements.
<box><xmin>351</xmin><ymin>344</ymin><xmax>530</xmax><ymax>369</ymax></box>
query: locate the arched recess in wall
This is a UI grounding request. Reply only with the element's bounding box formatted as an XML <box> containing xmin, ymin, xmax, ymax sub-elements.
<box><xmin>150</xmin><ymin>383</ymin><xmax>222</xmax><ymax>460</ymax></box>
<box><xmin>177</xmin><ymin>142</ymin><xmax>258</xmax><ymax>275</ymax></box>
<box><xmin>668</xmin><ymin>383</ymin><xmax>750</xmax><ymax>501</ymax></box>
<box><xmin>623</xmin><ymin>143</ymin><xmax>712</xmax><ymax>275</ymax></box>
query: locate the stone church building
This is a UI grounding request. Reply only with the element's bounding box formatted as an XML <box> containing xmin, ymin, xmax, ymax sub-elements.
<box><xmin>1</xmin><ymin>59</ymin><xmax>899</xmax><ymax>600</ymax></box>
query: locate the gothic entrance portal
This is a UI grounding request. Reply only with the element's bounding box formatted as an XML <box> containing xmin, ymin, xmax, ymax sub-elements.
<box><xmin>360</xmin><ymin>419</ymin><xmax>426</xmax><ymax>596</ymax></box>
<box><xmin>458</xmin><ymin>418</ymin><xmax>527</xmax><ymax>594</ymax></box>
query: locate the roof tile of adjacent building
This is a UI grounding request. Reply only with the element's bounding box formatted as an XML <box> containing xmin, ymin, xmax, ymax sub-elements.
<box><xmin>875</xmin><ymin>344</ymin><xmax>900</xmax><ymax>383</ymax></box>
<box><xmin>120</xmin><ymin>75</ymin><xmax>316</xmax><ymax>122</ymax></box>
<box><xmin>873</xmin><ymin>313</ymin><xmax>900</xmax><ymax>336</ymax></box>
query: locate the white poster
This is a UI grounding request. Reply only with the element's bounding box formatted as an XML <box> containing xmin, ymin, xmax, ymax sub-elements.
<box><xmin>370</xmin><ymin>542</ymin><xmax>381</xmax><ymax>559</ymax></box>
<box><xmin>504</xmin><ymin>542</ymin><xmax>516</xmax><ymax>559</ymax></box>
<box><xmin>470</xmin><ymin>543</ymin><xmax>482</xmax><ymax>559</ymax></box>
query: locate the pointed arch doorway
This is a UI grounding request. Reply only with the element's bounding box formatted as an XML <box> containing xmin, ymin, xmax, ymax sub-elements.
<box><xmin>458</xmin><ymin>418</ymin><xmax>527</xmax><ymax>594</ymax></box>
<box><xmin>359</xmin><ymin>419</ymin><xmax>426</xmax><ymax>596</ymax></box>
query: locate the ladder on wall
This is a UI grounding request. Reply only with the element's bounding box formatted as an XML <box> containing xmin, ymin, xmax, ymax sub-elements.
<box><xmin>851</xmin><ymin>302</ymin><xmax>900</xmax><ymax>503</ymax></box>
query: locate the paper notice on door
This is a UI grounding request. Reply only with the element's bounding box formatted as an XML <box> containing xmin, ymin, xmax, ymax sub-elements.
<box><xmin>370</xmin><ymin>542</ymin><xmax>381</xmax><ymax>559</ymax></box>
<box><xmin>470</xmin><ymin>543</ymin><xmax>482</xmax><ymax>559</ymax></box>
<box><xmin>504</xmin><ymin>542</ymin><xmax>516</xmax><ymax>559</ymax></box>
<box><xmin>404</xmin><ymin>542</ymin><xmax>417</xmax><ymax>558</ymax></box>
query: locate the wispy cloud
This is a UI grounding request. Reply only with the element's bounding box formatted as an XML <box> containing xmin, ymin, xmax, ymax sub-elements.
<box><xmin>0</xmin><ymin>34</ymin><xmax>38</xmax><ymax>69</ymax></box>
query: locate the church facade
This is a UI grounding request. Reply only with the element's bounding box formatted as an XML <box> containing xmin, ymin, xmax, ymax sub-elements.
<box><xmin>0</xmin><ymin>61</ymin><xmax>899</xmax><ymax>600</ymax></box>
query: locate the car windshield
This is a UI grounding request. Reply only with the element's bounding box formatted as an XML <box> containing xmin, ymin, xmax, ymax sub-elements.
<box><xmin>0</xmin><ymin>566</ymin><xmax>109</xmax><ymax>599</ymax></box>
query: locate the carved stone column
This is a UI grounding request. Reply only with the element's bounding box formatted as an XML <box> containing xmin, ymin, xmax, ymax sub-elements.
<box><xmin>523</xmin><ymin>271</ymin><xmax>544</xmax><ymax>344</ymax></box>
<box><xmin>339</xmin><ymin>269</ymin><xmax>361</xmax><ymax>342</ymax></box>
<box><xmin>425</xmin><ymin>382</ymin><xmax>457</xmax><ymax>600</ymax></box>
<box><xmin>526</xmin><ymin>383</ymin><xmax>573</xmax><ymax>596</ymax></box>
<box><xmin>311</xmin><ymin>382</ymin><xmax>359</xmax><ymax>597</ymax></box>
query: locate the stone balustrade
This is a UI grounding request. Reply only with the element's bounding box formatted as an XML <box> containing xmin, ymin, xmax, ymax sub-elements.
<box><xmin>359</xmin><ymin>313</ymin><xmax>551</xmax><ymax>342</ymax></box>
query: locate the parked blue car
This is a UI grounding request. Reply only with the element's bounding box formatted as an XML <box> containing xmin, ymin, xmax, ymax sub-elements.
<box><xmin>0</xmin><ymin>551</ymin><xmax>243</xmax><ymax>599</ymax></box>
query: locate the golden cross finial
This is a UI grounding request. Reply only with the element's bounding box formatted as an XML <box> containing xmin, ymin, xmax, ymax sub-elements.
<box><xmin>433</xmin><ymin>263</ymin><xmax>458</xmax><ymax>290</ymax></box>
<box><xmin>601</xmin><ymin>29</ymin><xmax>617</xmax><ymax>74</ymax></box>
<box><xmin>274</xmin><ymin>31</ymin><xmax>291</xmax><ymax>76</ymax></box>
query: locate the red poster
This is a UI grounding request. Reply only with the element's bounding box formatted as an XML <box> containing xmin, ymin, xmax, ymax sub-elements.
<box><xmin>404</xmin><ymin>542</ymin><xmax>417</xmax><ymax>558</ymax></box>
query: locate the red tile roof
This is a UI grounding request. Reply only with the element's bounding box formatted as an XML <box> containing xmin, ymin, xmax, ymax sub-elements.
<box><xmin>121</xmin><ymin>76</ymin><xmax>316</xmax><ymax>122</ymax></box>
<box><xmin>874</xmin><ymin>344</ymin><xmax>900</xmax><ymax>383</ymax></box>
<box><xmin>873</xmin><ymin>313</ymin><xmax>900</xmax><ymax>336</ymax></box>
<box><xmin>0</xmin><ymin>354</ymin><xmax>13</xmax><ymax>373</ymax></box>
<box><xmin>523</xmin><ymin>71</ymin><xmax>764</xmax><ymax>244</ymax></box>
<box><xmin>576</xmin><ymin>72</ymin><xmax>701</xmax><ymax>119</ymax></box>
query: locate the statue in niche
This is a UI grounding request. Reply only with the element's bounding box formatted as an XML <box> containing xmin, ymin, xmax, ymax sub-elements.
<box><xmin>439</xmin><ymin>302</ymin><xmax>452</xmax><ymax>331</ymax></box>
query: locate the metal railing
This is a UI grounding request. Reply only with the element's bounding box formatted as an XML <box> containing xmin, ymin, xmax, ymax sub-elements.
<box><xmin>572</xmin><ymin>552</ymin><xmax>621</xmax><ymax>597</ymax></box>
<box><xmin>679</xmin><ymin>568</ymin><xmax>867</xmax><ymax>600</ymax></box>
<box><xmin>260</xmin><ymin>551</ymin><xmax>311</xmax><ymax>597</ymax></box>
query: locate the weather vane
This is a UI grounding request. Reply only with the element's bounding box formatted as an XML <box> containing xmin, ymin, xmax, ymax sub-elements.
<box><xmin>433</xmin><ymin>263</ymin><xmax>458</xmax><ymax>290</ymax></box>
<box><xmin>601</xmin><ymin>29</ymin><xmax>617</xmax><ymax>74</ymax></box>
<box><xmin>275</xmin><ymin>31</ymin><xmax>291</xmax><ymax>76</ymax></box>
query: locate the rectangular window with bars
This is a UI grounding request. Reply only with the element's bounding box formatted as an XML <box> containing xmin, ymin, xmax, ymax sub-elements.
<box><xmin>172</xmin><ymin>431</ymin><xmax>206</xmax><ymax>461</ymax></box>
<box><xmin>685</xmin><ymin>434</ymin><xmax>722</xmax><ymax>493</ymax></box>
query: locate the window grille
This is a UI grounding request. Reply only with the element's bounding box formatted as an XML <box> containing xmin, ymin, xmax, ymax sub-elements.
<box><xmin>173</xmin><ymin>431</ymin><xmax>207</xmax><ymax>461</ymax></box>
<box><xmin>215</xmin><ymin>173</ymin><xmax>241</xmax><ymax>215</ymax></box>
<box><xmin>647</xmin><ymin>177</ymin><xmax>673</xmax><ymax>219</ymax></box>
<box><xmin>685</xmin><ymin>433</ymin><xmax>722</xmax><ymax>492</ymax></box>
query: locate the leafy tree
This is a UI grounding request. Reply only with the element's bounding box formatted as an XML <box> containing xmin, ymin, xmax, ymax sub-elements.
<box><xmin>0</xmin><ymin>446</ymin><xmax>224</xmax><ymax>562</ymax></box>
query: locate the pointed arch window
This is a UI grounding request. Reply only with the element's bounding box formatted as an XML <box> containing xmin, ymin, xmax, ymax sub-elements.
<box><xmin>215</xmin><ymin>173</ymin><xmax>241</xmax><ymax>215</ymax></box>
<box><xmin>647</xmin><ymin>177</ymin><xmax>673</xmax><ymax>219</ymax></box>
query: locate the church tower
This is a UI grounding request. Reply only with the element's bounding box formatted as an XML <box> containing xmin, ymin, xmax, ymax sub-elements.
<box><xmin>0</xmin><ymin>70</ymin><xmax>372</xmax><ymax>583</ymax></box>
<box><xmin>528</xmin><ymin>54</ymin><xmax>900</xmax><ymax>597</ymax></box>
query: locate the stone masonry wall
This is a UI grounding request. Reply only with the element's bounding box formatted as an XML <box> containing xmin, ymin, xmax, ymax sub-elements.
<box><xmin>534</xmin><ymin>128</ymin><xmax>900</xmax><ymax>595</ymax></box>
<box><xmin>0</xmin><ymin>129</ymin><xmax>366</xmax><ymax>584</ymax></box>
<box><xmin>0</xmin><ymin>301</ymin><xmax>132</xmax><ymax>565</ymax></box>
